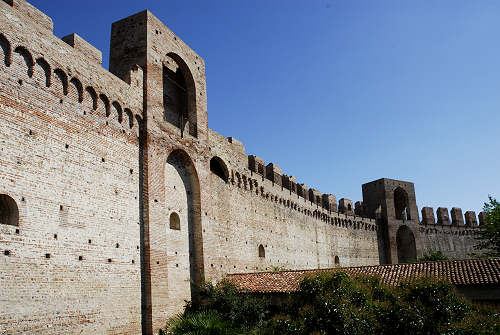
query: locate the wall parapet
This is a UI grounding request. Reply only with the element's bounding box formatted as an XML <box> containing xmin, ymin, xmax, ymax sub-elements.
<box><xmin>0</xmin><ymin>0</ymin><xmax>144</xmax><ymax>135</ymax></box>
<box><xmin>246</xmin><ymin>153</ymin><xmax>361</xmax><ymax>217</ymax></box>
<box><xmin>62</xmin><ymin>33</ymin><xmax>102</xmax><ymax>65</ymax></box>
<box><xmin>2</xmin><ymin>0</ymin><xmax>53</xmax><ymax>32</ymax></box>
<box><xmin>224</xmin><ymin>164</ymin><xmax>378</xmax><ymax>234</ymax></box>
<box><xmin>420</xmin><ymin>206</ymin><xmax>485</xmax><ymax>228</ymax></box>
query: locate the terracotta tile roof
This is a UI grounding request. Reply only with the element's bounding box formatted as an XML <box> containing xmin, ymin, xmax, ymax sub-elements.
<box><xmin>225</xmin><ymin>258</ymin><xmax>500</xmax><ymax>293</ymax></box>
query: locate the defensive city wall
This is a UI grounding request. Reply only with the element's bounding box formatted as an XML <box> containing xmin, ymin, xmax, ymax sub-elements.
<box><xmin>0</xmin><ymin>1</ymin><xmax>486</xmax><ymax>334</ymax></box>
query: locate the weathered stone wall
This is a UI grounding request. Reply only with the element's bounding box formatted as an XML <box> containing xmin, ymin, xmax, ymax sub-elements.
<box><xmin>419</xmin><ymin>207</ymin><xmax>483</xmax><ymax>259</ymax></box>
<box><xmin>0</xmin><ymin>0</ymin><xmax>143</xmax><ymax>333</ymax></box>
<box><xmin>205</xmin><ymin>130</ymin><xmax>380</xmax><ymax>282</ymax></box>
<box><xmin>420</xmin><ymin>225</ymin><xmax>481</xmax><ymax>259</ymax></box>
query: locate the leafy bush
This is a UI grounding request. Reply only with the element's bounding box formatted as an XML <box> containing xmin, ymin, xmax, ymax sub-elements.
<box><xmin>175</xmin><ymin>279</ymin><xmax>271</xmax><ymax>333</ymax></box>
<box><xmin>417</xmin><ymin>251</ymin><xmax>449</xmax><ymax>262</ymax></box>
<box><xmin>259</xmin><ymin>273</ymin><xmax>499</xmax><ymax>335</ymax></box>
<box><xmin>164</xmin><ymin>272</ymin><xmax>500</xmax><ymax>335</ymax></box>
<box><xmin>167</xmin><ymin>310</ymin><xmax>243</xmax><ymax>335</ymax></box>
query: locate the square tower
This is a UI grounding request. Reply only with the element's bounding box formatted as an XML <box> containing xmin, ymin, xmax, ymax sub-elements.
<box><xmin>108</xmin><ymin>11</ymin><xmax>210</xmax><ymax>335</ymax></box>
<box><xmin>109</xmin><ymin>11</ymin><xmax>208</xmax><ymax>142</ymax></box>
<box><xmin>362</xmin><ymin>178</ymin><xmax>423</xmax><ymax>264</ymax></box>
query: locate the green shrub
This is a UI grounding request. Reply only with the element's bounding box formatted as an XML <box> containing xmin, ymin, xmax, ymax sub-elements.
<box><xmin>167</xmin><ymin>310</ymin><xmax>244</xmax><ymax>335</ymax></box>
<box><xmin>375</xmin><ymin>277</ymin><xmax>471</xmax><ymax>335</ymax></box>
<box><xmin>259</xmin><ymin>272</ymin><xmax>498</xmax><ymax>335</ymax></box>
<box><xmin>417</xmin><ymin>251</ymin><xmax>449</xmax><ymax>262</ymax></box>
<box><xmin>184</xmin><ymin>279</ymin><xmax>271</xmax><ymax>331</ymax></box>
<box><xmin>167</xmin><ymin>272</ymin><xmax>499</xmax><ymax>335</ymax></box>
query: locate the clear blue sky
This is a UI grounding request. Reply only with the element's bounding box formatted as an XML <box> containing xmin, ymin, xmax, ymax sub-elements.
<box><xmin>29</xmin><ymin>0</ymin><xmax>499</xmax><ymax>217</ymax></box>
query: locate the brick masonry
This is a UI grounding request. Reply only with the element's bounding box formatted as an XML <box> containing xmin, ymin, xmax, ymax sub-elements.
<box><xmin>0</xmin><ymin>1</ymin><xmax>487</xmax><ymax>334</ymax></box>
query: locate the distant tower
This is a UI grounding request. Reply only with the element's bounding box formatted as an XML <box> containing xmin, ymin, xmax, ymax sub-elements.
<box><xmin>362</xmin><ymin>178</ymin><xmax>423</xmax><ymax>264</ymax></box>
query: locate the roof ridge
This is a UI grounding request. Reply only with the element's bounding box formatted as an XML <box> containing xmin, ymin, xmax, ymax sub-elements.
<box><xmin>225</xmin><ymin>258</ymin><xmax>500</xmax><ymax>293</ymax></box>
<box><xmin>227</xmin><ymin>257</ymin><xmax>500</xmax><ymax>278</ymax></box>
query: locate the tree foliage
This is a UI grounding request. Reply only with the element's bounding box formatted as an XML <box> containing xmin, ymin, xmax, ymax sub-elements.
<box><xmin>475</xmin><ymin>196</ymin><xmax>500</xmax><ymax>257</ymax></box>
<box><xmin>165</xmin><ymin>272</ymin><xmax>499</xmax><ymax>335</ymax></box>
<box><xmin>181</xmin><ymin>280</ymin><xmax>271</xmax><ymax>331</ymax></box>
<box><xmin>257</xmin><ymin>273</ymin><xmax>489</xmax><ymax>335</ymax></box>
<box><xmin>166</xmin><ymin>310</ymin><xmax>243</xmax><ymax>335</ymax></box>
<box><xmin>417</xmin><ymin>251</ymin><xmax>449</xmax><ymax>262</ymax></box>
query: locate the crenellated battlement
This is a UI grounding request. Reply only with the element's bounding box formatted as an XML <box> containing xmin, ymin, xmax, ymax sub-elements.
<box><xmin>228</xmin><ymin>167</ymin><xmax>378</xmax><ymax>232</ymax></box>
<box><xmin>0</xmin><ymin>0</ymin><xmax>144</xmax><ymax>135</ymax></box>
<box><xmin>208</xmin><ymin>130</ymin><xmax>376</xmax><ymax>231</ymax></box>
<box><xmin>62</xmin><ymin>33</ymin><xmax>102</xmax><ymax>65</ymax></box>
<box><xmin>1</xmin><ymin>0</ymin><xmax>53</xmax><ymax>32</ymax></box>
<box><xmin>247</xmin><ymin>153</ymin><xmax>359</xmax><ymax>215</ymax></box>
<box><xmin>420</xmin><ymin>206</ymin><xmax>485</xmax><ymax>228</ymax></box>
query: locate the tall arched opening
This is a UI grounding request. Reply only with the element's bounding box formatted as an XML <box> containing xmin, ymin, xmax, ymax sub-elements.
<box><xmin>166</xmin><ymin>149</ymin><xmax>204</xmax><ymax>302</ymax></box>
<box><xmin>394</xmin><ymin>187</ymin><xmax>411</xmax><ymax>220</ymax></box>
<box><xmin>163</xmin><ymin>53</ymin><xmax>197</xmax><ymax>138</ymax></box>
<box><xmin>396</xmin><ymin>225</ymin><xmax>417</xmax><ymax>263</ymax></box>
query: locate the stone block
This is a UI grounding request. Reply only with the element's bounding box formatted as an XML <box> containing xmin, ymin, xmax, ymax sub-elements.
<box><xmin>464</xmin><ymin>211</ymin><xmax>478</xmax><ymax>227</ymax></box>
<box><xmin>421</xmin><ymin>207</ymin><xmax>435</xmax><ymax>225</ymax></box>
<box><xmin>451</xmin><ymin>207</ymin><xmax>464</xmax><ymax>226</ymax></box>
<box><xmin>297</xmin><ymin>184</ymin><xmax>308</xmax><ymax>200</ymax></box>
<box><xmin>339</xmin><ymin>198</ymin><xmax>354</xmax><ymax>215</ymax></box>
<box><xmin>323</xmin><ymin>194</ymin><xmax>337</xmax><ymax>211</ymax></box>
<box><xmin>289</xmin><ymin>175</ymin><xmax>297</xmax><ymax>194</ymax></box>
<box><xmin>309</xmin><ymin>189</ymin><xmax>321</xmax><ymax>206</ymax></box>
<box><xmin>478</xmin><ymin>212</ymin><xmax>488</xmax><ymax>226</ymax></box>
<box><xmin>354</xmin><ymin>201</ymin><xmax>364</xmax><ymax>216</ymax></box>
<box><xmin>248</xmin><ymin>155</ymin><xmax>265</xmax><ymax>177</ymax></box>
<box><xmin>437</xmin><ymin>207</ymin><xmax>450</xmax><ymax>225</ymax></box>
<box><xmin>265</xmin><ymin>163</ymin><xmax>282</xmax><ymax>186</ymax></box>
<box><xmin>62</xmin><ymin>33</ymin><xmax>102</xmax><ymax>65</ymax></box>
<box><xmin>227</xmin><ymin>137</ymin><xmax>245</xmax><ymax>153</ymax></box>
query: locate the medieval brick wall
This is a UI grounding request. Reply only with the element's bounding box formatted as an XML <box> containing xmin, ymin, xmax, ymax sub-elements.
<box><xmin>109</xmin><ymin>10</ymin><xmax>211</xmax><ymax>332</ymax></box>
<box><xmin>0</xmin><ymin>0</ymin><xmax>143</xmax><ymax>333</ymax></box>
<box><xmin>419</xmin><ymin>207</ymin><xmax>482</xmax><ymax>259</ymax></box>
<box><xmin>420</xmin><ymin>225</ymin><xmax>480</xmax><ymax>259</ymax></box>
<box><xmin>0</xmin><ymin>1</ymin><xmax>486</xmax><ymax>334</ymax></box>
<box><xmin>205</xmin><ymin>130</ymin><xmax>380</xmax><ymax>284</ymax></box>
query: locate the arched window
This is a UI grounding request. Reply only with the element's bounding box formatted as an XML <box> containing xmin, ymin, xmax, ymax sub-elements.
<box><xmin>14</xmin><ymin>46</ymin><xmax>34</xmax><ymax>77</ymax></box>
<box><xmin>0</xmin><ymin>194</ymin><xmax>19</xmax><ymax>226</ymax></box>
<box><xmin>163</xmin><ymin>53</ymin><xmax>197</xmax><ymax>137</ymax></box>
<box><xmin>394</xmin><ymin>187</ymin><xmax>411</xmax><ymax>220</ymax></box>
<box><xmin>210</xmin><ymin>156</ymin><xmax>229</xmax><ymax>183</ymax></box>
<box><xmin>334</xmin><ymin>255</ymin><xmax>340</xmax><ymax>266</ymax></box>
<box><xmin>258</xmin><ymin>244</ymin><xmax>265</xmax><ymax>258</ymax></box>
<box><xmin>0</xmin><ymin>33</ymin><xmax>12</xmax><ymax>67</ymax></box>
<box><xmin>347</xmin><ymin>204</ymin><xmax>352</xmax><ymax>212</ymax></box>
<box><xmin>169</xmin><ymin>212</ymin><xmax>180</xmax><ymax>230</ymax></box>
